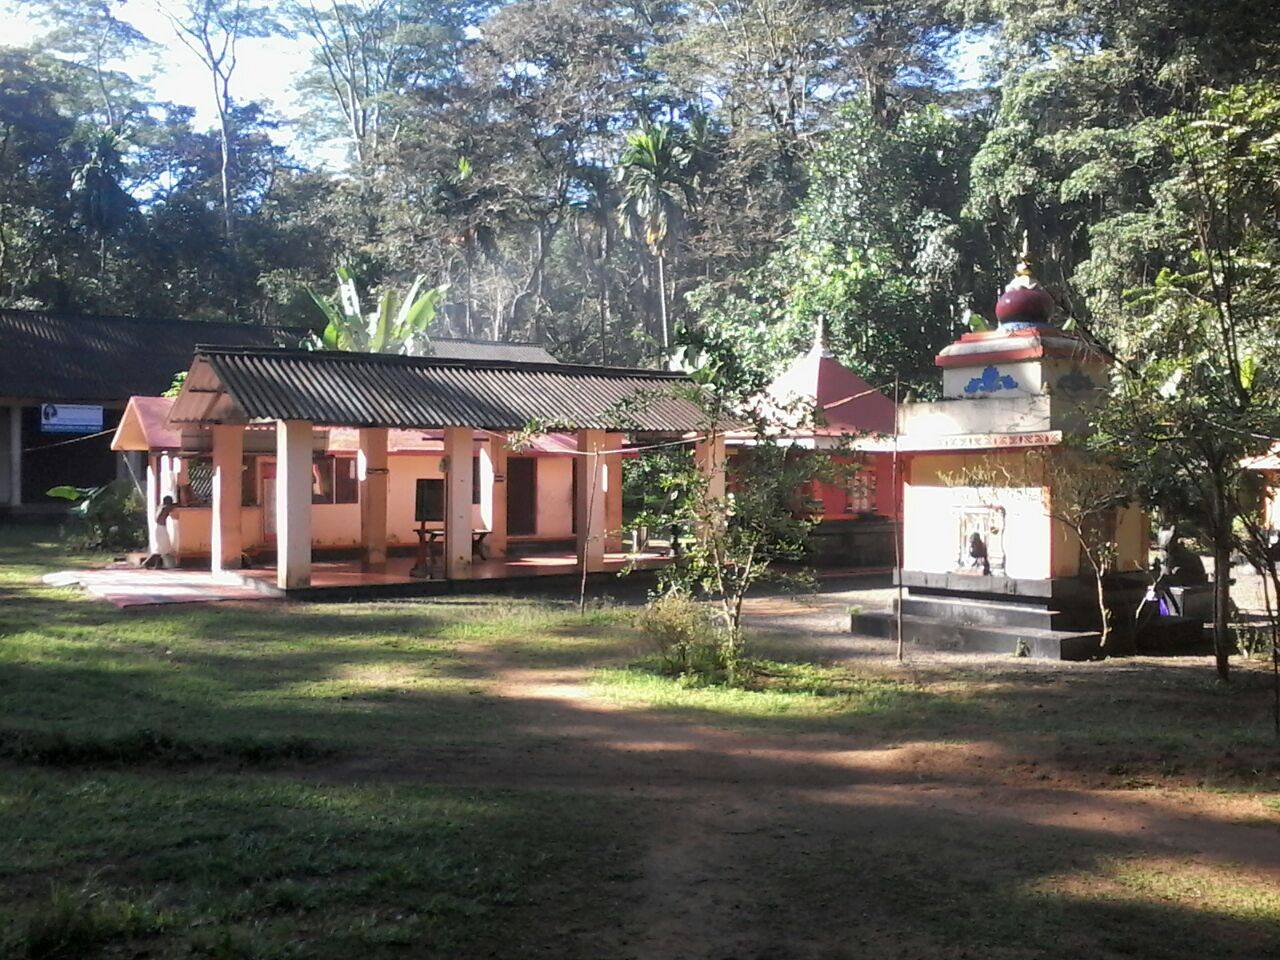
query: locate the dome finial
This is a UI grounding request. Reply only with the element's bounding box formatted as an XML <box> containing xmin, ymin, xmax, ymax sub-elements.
<box><xmin>995</xmin><ymin>230</ymin><xmax>1054</xmax><ymax>328</ymax></box>
<box><xmin>1016</xmin><ymin>230</ymin><xmax>1033</xmax><ymax>279</ymax></box>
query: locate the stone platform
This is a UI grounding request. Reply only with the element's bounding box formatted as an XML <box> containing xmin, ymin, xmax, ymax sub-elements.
<box><xmin>849</xmin><ymin>570</ymin><xmax>1152</xmax><ymax>660</ymax></box>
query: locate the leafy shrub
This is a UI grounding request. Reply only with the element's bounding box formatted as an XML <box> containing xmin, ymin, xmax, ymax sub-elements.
<box><xmin>45</xmin><ymin>479</ymin><xmax>146</xmax><ymax>551</ymax></box>
<box><xmin>637</xmin><ymin>592</ymin><xmax>728</xmax><ymax>679</ymax></box>
<box><xmin>1232</xmin><ymin>622</ymin><xmax>1276</xmax><ymax>659</ymax></box>
<box><xmin>3</xmin><ymin>882</ymin><xmax>168</xmax><ymax>959</ymax></box>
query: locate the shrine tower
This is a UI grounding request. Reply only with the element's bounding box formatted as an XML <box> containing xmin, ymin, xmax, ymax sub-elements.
<box><xmin>851</xmin><ymin>248</ymin><xmax>1149</xmax><ymax>658</ymax></box>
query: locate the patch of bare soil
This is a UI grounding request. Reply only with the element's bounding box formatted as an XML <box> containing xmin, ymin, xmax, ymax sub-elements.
<box><xmin>319</xmin><ymin>632</ymin><xmax>1280</xmax><ymax>960</ymax></box>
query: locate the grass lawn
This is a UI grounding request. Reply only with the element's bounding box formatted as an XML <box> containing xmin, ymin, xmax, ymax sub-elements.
<box><xmin>0</xmin><ymin>528</ymin><xmax>642</xmax><ymax>958</ymax></box>
<box><xmin>593</xmin><ymin>654</ymin><xmax>1280</xmax><ymax>791</ymax></box>
<box><xmin>2</xmin><ymin>524</ymin><xmax>1279</xmax><ymax>959</ymax></box>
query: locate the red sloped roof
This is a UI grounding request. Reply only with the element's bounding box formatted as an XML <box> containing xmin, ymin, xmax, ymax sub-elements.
<box><xmin>766</xmin><ymin>344</ymin><xmax>896</xmax><ymax>435</ymax></box>
<box><xmin>112</xmin><ymin>396</ymin><xmax>184</xmax><ymax>451</ymax></box>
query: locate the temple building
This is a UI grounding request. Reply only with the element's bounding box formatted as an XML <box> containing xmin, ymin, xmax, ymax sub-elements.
<box><xmin>113</xmin><ymin>346</ymin><xmax>723</xmax><ymax>595</ymax></box>
<box><xmin>852</xmin><ymin>255</ymin><xmax>1150</xmax><ymax>658</ymax></box>
<box><xmin>730</xmin><ymin>330</ymin><xmax>899</xmax><ymax>566</ymax></box>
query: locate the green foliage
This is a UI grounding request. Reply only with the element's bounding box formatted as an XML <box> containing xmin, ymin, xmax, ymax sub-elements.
<box><xmin>1087</xmin><ymin>80</ymin><xmax>1280</xmax><ymax>678</ymax></box>
<box><xmin>637</xmin><ymin>424</ymin><xmax>822</xmax><ymax>684</ymax></box>
<box><xmin>307</xmin><ymin>268</ymin><xmax>447</xmax><ymax>354</ymax></box>
<box><xmin>686</xmin><ymin>101</ymin><xmax>984</xmax><ymax>396</ymax></box>
<box><xmin>46</xmin><ymin>479</ymin><xmax>145</xmax><ymax>551</ymax></box>
<box><xmin>2</xmin><ymin>882</ymin><xmax>170</xmax><ymax>960</ymax></box>
<box><xmin>636</xmin><ymin>591</ymin><xmax>725</xmax><ymax>678</ymax></box>
<box><xmin>162</xmin><ymin>370</ymin><xmax>187</xmax><ymax>398</ymax></box>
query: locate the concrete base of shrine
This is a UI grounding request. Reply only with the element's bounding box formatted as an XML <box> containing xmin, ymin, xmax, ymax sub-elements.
<box><xmin>849</xmin><ymin>570</ymin><xmax>1153</xmax><ymax>660</ymax></box>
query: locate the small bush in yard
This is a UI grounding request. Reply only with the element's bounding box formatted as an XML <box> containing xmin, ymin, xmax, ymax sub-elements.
<box><xmin>638</xmin><ymin>592</ymin><xmax>727</xmax><ymax>679</ymax></box>
<box><xmin>45</xmin><ymin>479</ymin><xmax>146</xmax><ymax>551</ymax></box>
<box><xmin>4</xmin><ymin>883</ymin><xmax>168</xmax><ymax>959</ymax></box>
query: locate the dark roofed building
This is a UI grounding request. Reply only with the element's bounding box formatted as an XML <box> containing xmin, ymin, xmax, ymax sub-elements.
<box><xmin>169</xmin><ymin>347</ymin><xmax>706</xmax><ymax>432</ymax></box>
<box><xmin>0</xmin><ymin>309</ymin><xmax>305</xmax><ymax>405</ymax></box>
<box><xmin>0</xmin><ymin>310</ymin><xmax>303</xmax><ymax>512</ymax></box>
<box><xmin>0</xmin><ymin>309</ymin><xmax>560</xmax><ymax>512</ymax></box>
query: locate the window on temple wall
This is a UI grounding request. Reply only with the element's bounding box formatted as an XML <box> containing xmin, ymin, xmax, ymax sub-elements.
<box><xmin>180</xmin><ymin>458</ymin><xmax>213</xmax><ymax>506</ymax></box>
<box><xmin>845</xmin><ymin>462</ymin><xmax>877</xmax><ymax>515</ymax></box>
<box><xmin>311</xmin><ymin>455</ymin><xmax>359</xmax><ymax>504</ymax></box>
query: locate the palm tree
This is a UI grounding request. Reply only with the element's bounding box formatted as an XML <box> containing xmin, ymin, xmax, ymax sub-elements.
<box><xmin>618</xmin><ymin>123</ymin><xmax>696</xmax><ymax>354</ymax></box>
<box><xmin>71</xmin><ymin>126</ymin><xmax>134</xmax><ymax>277</ymax></box>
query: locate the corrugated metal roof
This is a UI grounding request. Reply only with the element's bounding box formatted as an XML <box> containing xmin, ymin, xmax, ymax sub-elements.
<box><xmin>0</xmin><ymin>309</ymin><xmax>303</xmax><ymax>403</ymax></box>
<box><xmin>428</xmin><ymin>338</ymin><xmax>557</xmax><ymax>363</ymax></box>
<box><xmin>170</xmin><ymin>348</ymin><xmax>715</xmax><ymax>433</ymax></box>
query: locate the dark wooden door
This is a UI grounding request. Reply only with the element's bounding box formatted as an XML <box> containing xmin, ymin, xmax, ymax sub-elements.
<box><xmin>506</xmin><ymin>456</ymin><xmax>537</xmax><ymax>536</ymax></box>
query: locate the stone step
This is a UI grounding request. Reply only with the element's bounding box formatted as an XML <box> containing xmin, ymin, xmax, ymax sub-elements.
<box><xmin>897</xmin><ymin>595</ymin><xmax>1090</xmax><ymax>631</ymax></box>
<box><xmin>850</xmin><ymin>610</ymin><xmax>1102</xmax><ymax>661</ymax></box>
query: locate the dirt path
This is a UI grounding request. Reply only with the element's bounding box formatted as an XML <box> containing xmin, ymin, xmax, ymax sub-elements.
<box><xmin>322</xmin><ymin>625</ymin><xmax>1280</xmax><ymax>959</ymax></box>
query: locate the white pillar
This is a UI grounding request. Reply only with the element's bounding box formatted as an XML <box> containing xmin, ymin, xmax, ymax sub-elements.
<box><xmin>605</xmin><ymin>432</ymin><xmax>624</xmax><ymax>553</ymax></box>
<box><xmin>358</xmin><ymin>427</ymin><xmax>389</xmax><ymax>570</ymax></box>
<box><xmin>575</xmin><ymin>429</ymin><xmax>607</xmax><ymax>573</ymax></box>
<box><xmin>276</xmin><ymin>420</ymin><xmax>313</xmax><ymax>590</ymax></box>
<box><xmin>7</xmin><ymin>404</ymin><xmax>20</xmax><ymax>508</ymax></box>
<box><xmin>487</xmin><ymin>434</ymin><xmax>509</xmax><ymax>558</ymax></box>
<box><xmin>443</xmin><ymin>426</ymin><xmax>473</xmax><ymax>579</ymax></box>
<box><xmin>146</xmin><ymin>455</ymin><xmax>160</xmax><ymax>555</ymax></box>
<box><xmin>211</xmin><ymin>424</ymin><xmax>244</xmax><ymax>575</ymax></box>
<box><xmin>159</xmin><ymin>454</ymin><xmax>179</xmax><ymax>556</ymax></box>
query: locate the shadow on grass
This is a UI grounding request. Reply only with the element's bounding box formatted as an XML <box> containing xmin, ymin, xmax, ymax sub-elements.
<box><xmin>0</xmin><ymin>766</ymin><xmax>642</xmax><ymax>960</ymax></box>
<box><xmin>725</xmin><ymin>788</ymin><xmax>1280</xmax><ymax>960</ymax></box>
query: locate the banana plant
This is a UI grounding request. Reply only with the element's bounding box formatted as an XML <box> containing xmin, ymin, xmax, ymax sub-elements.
<box><xmin>307</xmin><ymin>268</ymin><xmax>448</xmax><ymax>355</ymax></box>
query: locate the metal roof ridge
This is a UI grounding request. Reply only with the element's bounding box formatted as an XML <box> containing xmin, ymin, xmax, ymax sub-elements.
<box><xmin>193</xmin><ymin>345</ymin><xmax>691</xmax><ymax>380</ymax></box>
<box><xmin>432</xmin><ymin>335</ymin><xmax>547</xmax><ymax>347</ymax></box>
<box><xmin>0</xmin><ymin>307</ymin><xmax>308</xmax><ymax>333</ymax></box>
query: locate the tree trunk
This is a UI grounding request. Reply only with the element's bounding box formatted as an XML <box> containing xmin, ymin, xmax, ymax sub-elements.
<box><xmin>1213</xmin><ymin>539</ymin><xmax>1233</xmax><ymax>681</ymax></box>
<box><xmin>656</xmin><ymin>252</ymin><xmax>669</xmax><ymax>355</ymax></box>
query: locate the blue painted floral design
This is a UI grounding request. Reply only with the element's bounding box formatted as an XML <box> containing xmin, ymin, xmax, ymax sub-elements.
<box><xmin>964</xmin><ymin>365</ymin><xmax>1018</xmax><ymax>394</ymax></box>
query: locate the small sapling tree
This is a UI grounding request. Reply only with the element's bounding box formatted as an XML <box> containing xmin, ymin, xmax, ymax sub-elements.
<box><xmin>632</xmin><ymin>373</ymin><xmax>829</xmax><ymax>683</ymax></box>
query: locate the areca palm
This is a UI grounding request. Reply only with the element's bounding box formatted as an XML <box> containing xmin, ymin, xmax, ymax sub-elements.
<box><xmin>618</xmin><ymin>124</ymin><xmax>697</xmax><ymax>353</ymax></box>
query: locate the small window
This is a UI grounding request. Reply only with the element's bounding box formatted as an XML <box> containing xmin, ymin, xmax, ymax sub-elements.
<box><xmin>309</xmin><ymin>455</ymin><xmax>359</xmax><ymax>504</ymax></box>
<box><xmin>181</xmin><ymin>458</ymin><xmax>213</xmax><ymax>507</ymax></box>
<box><xmin>845</xmin><ymin>464</ymin><xmax>878</xmax><ymax>515</ymax></box>
<box><xmin>472</xmin><ymin>455</ymin><xmax>481</xmax><ymax>505</ymax></box>
<box><xmin>312</xmin><ymin>456</ymin><xmax>335</xmax><ymax>504</ymax></box>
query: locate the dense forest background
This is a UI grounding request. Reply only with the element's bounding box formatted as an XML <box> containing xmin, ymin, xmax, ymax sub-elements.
<box><xmin>2</xmin><ymin>1</ymin><xmax>1278</xmax><ymax>393</ymax></box>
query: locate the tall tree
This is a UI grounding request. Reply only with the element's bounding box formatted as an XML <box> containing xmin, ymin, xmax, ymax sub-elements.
<box><xmin>287</xmin><ymin>0</ymin><xmax>474</xmax><ymax>170</ymax></box>
<box><xmin>158</xmin><ymin>0</ymin><xmax>275</xmax><ymax>243</ymax></box>
<box><xmin>1093</xmin><ymin>82</ymin><xmax>1280</xmax><ymax>680</ymax></box>
<box><xmin>619</xmin><ymin>123</ymin><xmax>697</xmax><ymax>354</ymax></box>
<box><xmin>14</xmin><ymin>0</ymin><xmax>154</xmax><ymax>126</ymax></box>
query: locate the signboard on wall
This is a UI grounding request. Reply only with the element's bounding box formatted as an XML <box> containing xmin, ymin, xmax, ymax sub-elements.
<box><xmin>40</xmin><ymin>403</ymin><xmax>103</xmax><ymax>435</ymax></box>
